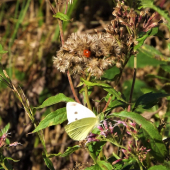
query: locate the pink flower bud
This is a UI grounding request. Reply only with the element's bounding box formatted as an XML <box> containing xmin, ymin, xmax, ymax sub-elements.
<box><xmin>97</xmin><ymin>125</ymin><xmax>104</xmax><ymax>131</ymax></box>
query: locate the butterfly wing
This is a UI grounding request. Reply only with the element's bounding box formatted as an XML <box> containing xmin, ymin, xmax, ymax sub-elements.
<box><xmin>65</xmin><ymin>117</ymin><xmax>98</xmax><ymax>141</ymax></box>
<box><xmin>66</xmin><ymin>102</ymin><xmax>96</xmax><ymax>124</ymax></box>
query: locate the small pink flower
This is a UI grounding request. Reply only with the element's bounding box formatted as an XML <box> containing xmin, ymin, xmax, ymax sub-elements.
<box><xmin>103</xmin><ymin>120</ymin><xmax>108</xmax><ymax>130</ymax></box>
<box><xmin>112</xmin><ymin>159</ymin><xmax>122</xmax><ymax>165</ymax></box>
<box><xmin>97</xmin><ymin>125</ymin><xmax>104</xmax><ymax>131</ymax></box>
<box><xmin>9</xmin><ymin>142</ymin><xmax>22</xmax><ymax>147</ymax></box>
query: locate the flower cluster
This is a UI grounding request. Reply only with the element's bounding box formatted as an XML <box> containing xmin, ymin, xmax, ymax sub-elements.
<box><xmin>121</xmin><ymin>141</ymin><xmax>150</xmax><ymax>163</ymax></box>
<box><xmin>86</xmin><ymin>120</ymin><xmax>117</xmax><ymax>143</ymax></box>
<box><xmin>98</xmin><ymin>120</ymin><xmax>116</xmax><ymax>137</ymax></box>
<box><xmin>105</xmin><ymin>1</ymin><xmax>160</xmax><ymax>48</ymax></box>
<box><xmin>0</xmin><ymin>133</ymin><xmax>21</xmax><ymax>147</ymax></box>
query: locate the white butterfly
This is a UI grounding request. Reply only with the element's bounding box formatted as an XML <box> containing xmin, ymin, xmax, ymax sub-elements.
<box><xmin>65</xmin><ymin>102</ymin><xmax>99</xmax><ymax>141</ymax></box>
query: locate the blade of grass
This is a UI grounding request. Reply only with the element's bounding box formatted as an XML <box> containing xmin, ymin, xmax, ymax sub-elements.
<box><xmin>14</xmin><ymin>0</ymin><xmax>20</xmax><ymax>19</ymax></box>
<box><xmin>8</xmin><ymin>0</ymin><xmax>32</xmax><ymax>77</ymax></box>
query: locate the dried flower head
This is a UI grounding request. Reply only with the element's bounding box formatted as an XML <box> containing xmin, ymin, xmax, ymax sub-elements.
<box><xmin>105</xmin><ymin>2</ymin><xmax>161</xmax><ymax>49</ymax></box>
<box><xmin>54</xmin><ymin>32</ymin><xmax>124</xmax><ymax>79</ymax></box>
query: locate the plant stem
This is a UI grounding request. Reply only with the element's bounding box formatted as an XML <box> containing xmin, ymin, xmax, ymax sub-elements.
<box><xmin>102</xmin><ymin>95</ymin><xmax>112</xmax><ymax>113</ymax></box>
<box><xmin>127</xmin><ymin>55</ymin><xmax>137</xmax><ymax>112</ymax></box>
<box><xmin>84</xmin><ymin>85</ymin><xmax>92</xmax><ymax>110</ymax></box>
<box><xmin>67</xmin><ymin>71</ymin><xmax>81</xmax><ymax>104</ymax></box>
<box><xmin>48</xmin><ymin>0</ymin><xmax>81</xmax><ymax>103</ymax></box>
<box><xmin>1</xmin><ymin>163</ymin><xmax>8</xmax><ymax>170</ymax></box>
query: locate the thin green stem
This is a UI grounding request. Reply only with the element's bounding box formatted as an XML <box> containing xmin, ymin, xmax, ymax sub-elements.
<box><xmin>8</xmin><ymin>0</ymin><xmax>32</xmax><ymax>77</ymax></box>
<box><xmin>84</xmin><ymin>74</ymin><xmax>92</xmax><ymax>110</ymax></box>
<box><xmin>84</xmin><ymin>86</ymin><xmax>92</xmax><ymax>110</ymax></box>
<box><xmin>1</xmin><ymin>163</ymin><xmax>8</xmax><ymax>170</ymax></box>
<box><xmin>127</xmin><ymin>55</ymin><xmax>137</xmax><ymax>112</ymax></box>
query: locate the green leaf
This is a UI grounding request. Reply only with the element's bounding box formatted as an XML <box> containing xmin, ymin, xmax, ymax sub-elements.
<box><xmin>148</xmin><ymin>165</ymin><xmax>168</xmax><ymax>170</ymax></box>
<box><xmin>160</xmin><ymin>64</ymin><xmax>170</xmax><ymax>73</ymax></box>
<box><xmin>0</xmin><ymin>123</ymin><xmax>10</xmax><ymax>137</ymax></box>
<box><xmin>97</xmin><ymin>160</ymin><xmax>113</xmax><ymax>170</ymax></box>
<box><xmin>103</xmin><ymin>88</ymin><xmax>126</xmax><ymax>103</ymax></box>
<box><xmin>127</xmin><ymin>49</ymin><xmax>166</xmax><ymax>68</ymax></box>
<box><xmin>33</xmin><ymin>108</ymin><xmax>66</xmax><ymax>133</ymax></box>
<box><xmin>135</xmin><ymin>27</ymin><xmax>158</xmax><ymax>50</ymax></box>
<box><xmin>53</xmin><ymin>12</ymin><xmax>70</xmax><ymax>21</ymax></box>
<box><xmin>81</xmin><ymin>79</ymin><xmax>126</xmax><ymax>102</ymax></box>
<box><xmin>14</xmin><ymin>69</ymin><xmax>26</xmax><ymax>81</ymax></box>
<box><xmin>87</xmin><ymin>141</ymin><xmax>106</xmax><ymax>160</ymax></box>
<box><xmin>111</xmin><ymin>111</ymin><xmax>167</xmax><ymax>162</ymax></box>
<box><xmin>102</xmin><ymin>66</ymin><xmax>120</xmax><ymax>80</ymax></box>
<box><xmin>163</xmin><ymin>161</ymin><xmax>170</xmax><ymax>169</ymax></box>
<box><xmin>81</xmin><ymin>78</ymin><xmax>111</xmax><ymax>88</ymax></box>
<box><xmin>106</xmin><ymin>100</ymin><xmax>128</xmax><ymax>112</ymax></box>
<box><xmin>0</xmin><ymin>44</ymin><xmax>8</xmax><ymax>54</ymax></box>
<box><xmin>35</xmin><ymin>93</ymin><xmax>74</xmax><ymax>109</ymax></box>
<box><xmin>139</xmin><ymin>44</ymin><xmax>170</xmax><ymax>62</ymax></box>
<box><xmin>48</xmin><ymin>145</ymin><xmax>80</xmax><ymax>158</ymax></box>
<box><xmin>85</xmin><ymin>160</ymin><xmax>113</xmax><ymax>170</ymax></box>
<box><xmin>146</xmin><ymin>74</ymin><xmax>170</xmax><ymax>82</ymax></box>
<box><xmin>42</xmin><ymin>153</ymin><xmax>55</xmax><ymax>170</ymax></box>
<box><xmin>122</xmin><ymin>79</ymin><xmax>148</xmax><ymax>102</ymax></box>
<box><xmin>133</xmin><ymin>92</ymin><xmax>170</xmax><ymax>110</ymax></box>
<box><xmin>85</xmin><ymin>164</ymin><xmax>101</xmax><ymax>170</ymax></box>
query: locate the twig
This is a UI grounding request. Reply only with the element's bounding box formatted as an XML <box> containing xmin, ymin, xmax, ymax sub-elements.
<box><xmin>65</xmin><ymin>0</ymin><xmax>69</xmax><ymax>14</ymax></box>
<box><xmin>141</xmin><ymin>106</ymin><xmax>163</xmax><ymax>120</ymax></box>
<box><xmin>102</xmin><ymin>96</ymin><xmax>112</xmax><ymax>113</ymax></box>
<box><xmin>67</xmin><ymin>71</ymin><xmax>81</xmax><ymax>103</ymax></box>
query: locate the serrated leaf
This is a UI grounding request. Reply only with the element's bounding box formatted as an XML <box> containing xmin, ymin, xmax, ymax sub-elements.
<box><xmin>104</xmin><ymin>87</ymin><xmax>126</xmax><ymax>103</ymax></box>
<box><xmin>110</xmin><ymin>111</ymin><xmax>167</xmax><ymax>162</ymax></box>
<box><xmin>42</xmin><ymin>153</ymin><xmax>55</xmax><ymax>170</ymax></box>
<box><xmin>135</xmin><ymin>27</ymin><xmax>158</xmax><ymax>50</ymax></box>
<box><xmin>148</xmin><ymin>165</ymin><xmax>168</xmax><ymax>170</ymax></box>
<box><xmin>139</xmin><ymin>0</ymin><xmax>170</xmax><ymax>30</ymax></box>
<box><xmin>53</xmin><ymin>12</ymin><xmax>70</xmax><ymax>21</ymax></box>
<box><xmin>139</xmin><ymin>0</ymin><xmax>154</xmax><ymax>8</ymax></box>
<box><xmin>33</xmin><ymin>108</ymin><xmax>66</xmax><ymax>133</ymax></box>
<box><xmin>48</xmin><ymin>145</ymin><xmax>80</xmax><ymax>158</ymax></box>
<box><xmin>35</xmin><ymin>93</ymin><xmax>74</xmax><ymax>109</ymax></box>
<box><xmin>133</xmin><ymin>92</ymin><xmax>170</xmax><ymax>110</ymax></box>
<box><xmin>81</xmin><ymin>78</ymin><xmax>111</xmax><ymax>88</ymax></box>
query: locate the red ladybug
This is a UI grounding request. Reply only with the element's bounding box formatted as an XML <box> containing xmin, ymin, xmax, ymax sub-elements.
<box><xmin>83</xmin><ymin>49</ymin><xmax>91</xmax><ymax>58</ymax></box>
